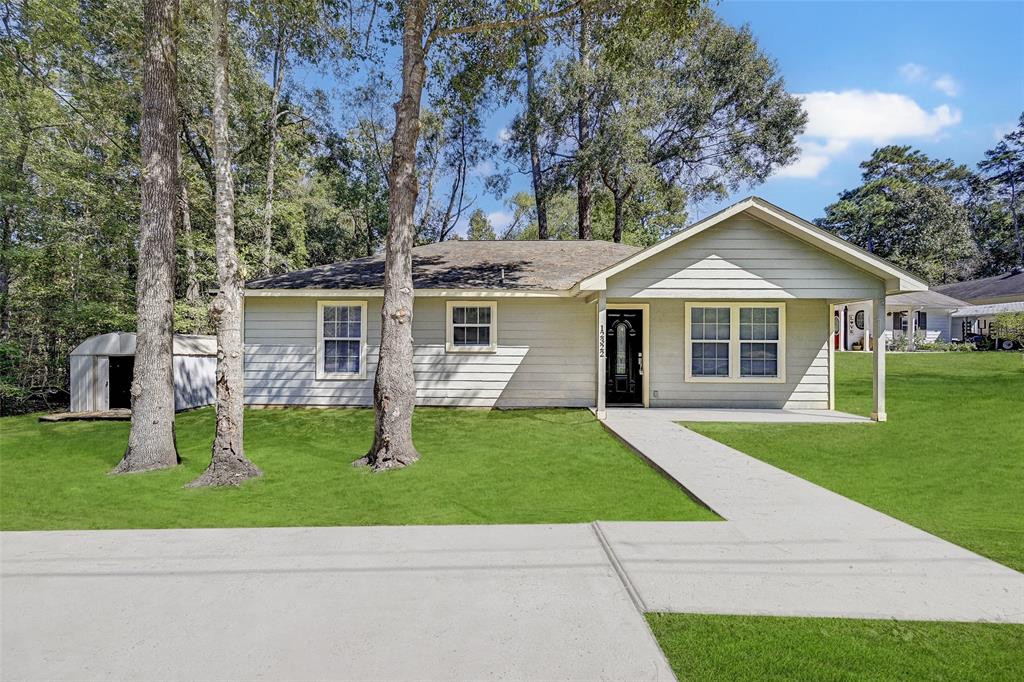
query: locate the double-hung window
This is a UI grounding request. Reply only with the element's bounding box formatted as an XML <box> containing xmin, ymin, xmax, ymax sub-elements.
<box><xmin>685</xmin><ymin>303</ymin><xmax>786</xmax><ymax>382</ymax></box>
<box><xmin>316</xmin><ymin>301</ymin><xmax>367</xmax><ymax>379</ymax></box>
<box><xmin>446</xmin><ymin>301</ymin><xmax>497</xmax><ymax>352</ymax></box>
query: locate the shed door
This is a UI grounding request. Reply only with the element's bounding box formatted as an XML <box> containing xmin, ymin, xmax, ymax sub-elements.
<box><xmin>108</xmin><ymin>356</ymin><xmax>134</xmax><ymax>409</ymax></box>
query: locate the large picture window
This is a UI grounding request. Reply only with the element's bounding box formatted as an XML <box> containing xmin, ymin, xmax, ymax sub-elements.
<box><xmin>316</xmin><ymin>301</ymin><xmax>367</xmax><ymax>379</ymax></box>
<box><xmin>446</xmin><ymin>301</ymin><xmax>497</xmax><ymax>352</ymax></box>
<box><xmin>685</xmin><ymin>303</ymin><xmax>786</xmax><ymax>383</ymax></box>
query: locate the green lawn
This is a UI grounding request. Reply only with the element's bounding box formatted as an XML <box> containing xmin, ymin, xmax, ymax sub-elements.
<box><xmin>0</xmin><ymin>407</ymin><xmax>717</xmax><ymax>529</ymax></box>
<box><xmin>647</xmin><ymin>613</ymin><xmax>1024</xmax><ymax>681</ymax></box>
<box><xmin>686</xmin><ymin>352</ymin><xmax>1024</xmax><ymax>571</ymax></box>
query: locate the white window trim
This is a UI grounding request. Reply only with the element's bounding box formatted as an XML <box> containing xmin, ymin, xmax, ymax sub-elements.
<box><xmin>684</xmin><ymin>302</ymin><xmax>787</xmax><ymax>384</ymax></box>
<box><xmin>445</xmin><ymin>300</ymin><xmax>498</xmax><ymax>353</ymax></box>
<box><xmin>316</xmin><ymin>300</ymin><xmax>368</xmax><ymax>380</ymax></box>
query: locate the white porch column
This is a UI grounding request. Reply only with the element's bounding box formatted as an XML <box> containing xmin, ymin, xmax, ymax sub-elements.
<box><xmin>596</xmin><ymin>291</ymin><xmax>607</xmax><ymax>419</ymax></box>
<box><xmin>827</xmin><ymin>303</ymin><xmax>836</xmax><ymax>410</ymax></box>
<box><xmin>872</xmin><ymin>294</ymin><xmax>887</xmax><ymax>422</ymax></box>
<box><xmin>906</xmin><ymin>307</ymin><xmax>917</xmax><ymax>351</ymax></box>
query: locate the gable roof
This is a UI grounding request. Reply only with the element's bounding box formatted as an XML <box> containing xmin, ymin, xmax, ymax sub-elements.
<box><xmin>246</xmin><ymin>240</ymin><xmax>640</xmax><ymax>292</ymax></box>
<box><xmin>887</xmin><ymin>290</ymin><xmax>968</xmax><ymax>309</ymax></box>
<box><xmin>934</xmin><ymin>270</ymin><xmax>1024</xmax><ymax>304</ymax></box>
<box><xmin>577</xmin><ymin>197</ymin><xmax>928</xmax><ymax>295</ymax></box>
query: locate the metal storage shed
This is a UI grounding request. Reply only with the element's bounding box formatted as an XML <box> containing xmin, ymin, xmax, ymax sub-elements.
<box><xmin>70</xmin><ymin>332</ymin><xmax>217</xmax><ymax>412</ymax></box>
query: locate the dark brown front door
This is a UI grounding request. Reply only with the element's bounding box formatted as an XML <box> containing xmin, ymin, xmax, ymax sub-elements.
<box><xmin>606</xmin><ymin>309</ymin><xmax>643</xmax><ymax>405</ymax></box>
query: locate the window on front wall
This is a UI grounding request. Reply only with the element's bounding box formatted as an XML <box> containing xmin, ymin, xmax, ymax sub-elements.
<box><xmin>446</xmin><ymin>302</ymin><xmax>497</xmax><ymax>352</ymax></box>
<box><xmin>686</xmin><ymin>303</ymin><xmax>786</xmax><ymax>382</ymax></box>
<box><xmin>690</xmin><ymin>307</ymin><xmax>731</xmax><ymax>377</ymax></box>
<box><xmin>916</xmin><ymin>311</ymin><xmax>927</xmax><ymax>329</ymax></box>
<box><xmin>317</xmin><ymin>301</ymin><xmax>367</xmax><ymax>379</ymax></box>
<box><xmin>739</xmin><ymin>307</ymin><xmax>780</xmax><ymax>377</ymax></box>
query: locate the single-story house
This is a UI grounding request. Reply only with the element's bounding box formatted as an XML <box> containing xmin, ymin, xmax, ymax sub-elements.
<box><xmin>70</xmin><ymin>332</ymin><xmax>217</xmax><ymax>412</ymax></box>
<box><xmin>837</xmin><ymin>290</ymin><xmax>968</xmax><ymax>351</ymax></box>
<box><xmin>244</xmin><ymin>197</ymin><xmax>927</xmax><ymax>422</ymax></box>
<box><xmin>934</xmin><ymin>270</ymin><xmax>1024</xmax><ymax>345</ymax></box>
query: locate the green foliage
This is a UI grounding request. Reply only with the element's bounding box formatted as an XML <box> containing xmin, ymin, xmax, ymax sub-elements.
<box><xmin>0</xmin><ymin>408</ymin><xmax>718</xmax><ymax>528</ymax></box>
<box><xmin>993</xmin><ymin>312</ymin><xmax>1024</xmax><ymax>345</ymax></box>
<box><xmin>977</xmin><ymin>114</ymin><xmax>1024</xmax><ymax>271</ymax></box>
<box><xmin>819</xmin><ymin>145</ymin><xmax>980</xmax><ymax>283</ymax></box>
<box><xmin>466</xmin><ymin>209</ymin><xmax>496</xmax><ymax>240</ymax></box>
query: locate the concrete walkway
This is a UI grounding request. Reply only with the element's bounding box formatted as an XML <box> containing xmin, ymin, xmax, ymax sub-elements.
<box><xmin>601</xmin><ymin>409</ymin><xmax>1024</xmax><ymax>623</ymax></box>
<box><xmin>1</xmin><ymin>525</ymin><xmax>673</xmax><ymax>681</ymax></box>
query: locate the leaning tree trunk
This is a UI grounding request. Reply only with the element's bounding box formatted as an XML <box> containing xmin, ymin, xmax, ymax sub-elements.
<box><xmin>524</xmin><ymin>35</ymin><xmax>548</xmax><ymax>239</ymax></box>
<box><xmin>357</xmin><ymin>0</ymin><xmax>426</xmax><ymax>471</ymax></box>
<box><xmin>260</xmin><ymin>28</ymin><xmax>287</xmax><ymax>278</ymax></box>
<box><xmin>188</xmin><ymin>0</ymin><xmax>261</xmax><ymax>487</ymax></box>
<box><xmin>113</xmin><ymin>0</ymin><xmax>180</xmax><ymax>473</ymax></box>
<box><xmin>576</xmin><ymin>6</ymin><xmax>592</xmax><ymax>241</ymax></box>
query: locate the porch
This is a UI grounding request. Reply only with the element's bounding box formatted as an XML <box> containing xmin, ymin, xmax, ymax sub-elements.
<box><xmin>600</xmin><ymin>406</ymin><xmax>871</xmax><ymax>424</ymax></box>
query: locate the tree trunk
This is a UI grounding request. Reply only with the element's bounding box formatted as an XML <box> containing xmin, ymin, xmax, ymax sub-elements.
<box><xmin>261</xmin><ymin>28</ymin><xmax>287</xmax><ymax>278</ymax></box>
<box><xmin>612</xmin><ymin>193</ymin><xmax>624</xmax><ymax>243</ymax></box>
<box><xmin>524</xmin><ymin>35</ymin><xmax>548</xmax><ymax>240</ymax></box>
<box><xmin>576</xmin><ymin>7</ymin><xmax>592</xmax><ymax>241</ymax></box>
<box><xmin>0</xmin><ymin>208</ymin><xmax>12</xmax><ymax>340</ymax></box>
<box><xmin>187</xmin><ymin>0</ymin><xmax>261</xmax><ymax>487</ymax></box>
<box><xmin>180</xmin><ymin>175</ymin><xmax>201</xmax><ymax>306</ymax></box>
<box><xmin>357</xmin><ymin>0</ymin><xmax>426</xmax><ymax>471</ymax></box>
<box><xmin>113</xmin><ymin>0</ymin><xmax>180</xmax><ymax>473</ymax></box>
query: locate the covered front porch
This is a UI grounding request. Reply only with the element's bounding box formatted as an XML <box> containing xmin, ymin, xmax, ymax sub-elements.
<box><xmin>590</xmin><ymin>292</ymin><xmax>891</xmax><ymax>423</ymax></box>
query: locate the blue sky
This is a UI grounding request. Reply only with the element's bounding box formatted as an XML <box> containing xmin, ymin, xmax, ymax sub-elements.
<box><xmin>318</xmin><ymin>1</ymin><xmax>1024</xmax><ymax>235</ymax></box>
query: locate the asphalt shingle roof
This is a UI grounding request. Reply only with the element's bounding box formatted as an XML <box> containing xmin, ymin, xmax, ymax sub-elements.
<box><xmin>246</xmin><ymin>240</ymin><xmax>642</xmax><ymax>291</ymax></box>
<box><xmin>934</xmin><ymin>270</ymin><xmax>1024</xmax><ymax>303</ymax></box>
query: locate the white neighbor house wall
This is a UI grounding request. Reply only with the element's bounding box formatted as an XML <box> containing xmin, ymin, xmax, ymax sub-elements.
<box><xmin>840</xmin><ymin>301</ymin><xmax>955</xmax><ymax>350</ymax></box>
<box><xmin>244</xmin><ymin>297</ymin><xmax>595</xmax><ymax>408</ymax></box>
<box><xmin>70</xmin><ymin>332</ymin><xmax>216</xmax><ymax>412</ymax></box>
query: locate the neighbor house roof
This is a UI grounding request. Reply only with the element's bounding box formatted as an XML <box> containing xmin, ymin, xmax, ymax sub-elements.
<box><xmin>887</xmin><ymin>290</ymin><xmax>968</xmax><ymax>309</ymax></box>
<box><xmin>950</xmin><ymin>301</ymin><xmax>1024</xmax><ymax>318</ymax></box>
<box><xmin>246</xmin><ymin>240</ymin><xmax>641</xmax><ymax>292</ymax></box>
<box><xmin>934</xmin><ymin>270</ymin><xmax>1024</xmax><ymax>304</ymax></box>
<box><xmin>577</xmin><ymin>196</ymin><xmax>928</xmax><ymax>295</ymax></box>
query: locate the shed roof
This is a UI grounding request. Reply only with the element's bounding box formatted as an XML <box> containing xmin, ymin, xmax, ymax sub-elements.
<box><xmin>246</xmin><ymin>240</ymin><xmax>641</xmax><ymax>291</ymax></box>
<box><xmin>71</xmin><ymin>332</ymin><xmax>216</xmax><ymax>357</ymax></box>
<box><xmin>934</xmin><ymin>270</ymin><xmax>1024</xmax><ymax>303</ymax></box>
<box><xmin>887</xmin><ymin>290</ymin><xmax>968</xmax><ymax>308</ymax></box>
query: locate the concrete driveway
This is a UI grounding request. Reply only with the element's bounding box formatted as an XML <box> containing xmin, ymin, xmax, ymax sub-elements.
<box><xmin>1</xmin><ymin>524</ymin><xmax>672</xmax><ymax>681</ymax></box>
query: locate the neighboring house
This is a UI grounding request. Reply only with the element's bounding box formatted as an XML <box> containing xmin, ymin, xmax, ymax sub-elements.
<box><xmin>935</xmin><ymin>270</ymin><xmax>1024</xmax><ymax>343</ymax></box>
<box><xmin>244</xmin><ymin>197</ymin><xmax>926</xmax><ymax>422</ymax></box>
<box><xmin>837</xmin><ymin>290</ymin><xmax>968</xmax><ymax>351</ymax></box>
<box><xmin>70</xmin><ymin>332</ymin><xmax>216</xmax><ymax>412</ymax></box>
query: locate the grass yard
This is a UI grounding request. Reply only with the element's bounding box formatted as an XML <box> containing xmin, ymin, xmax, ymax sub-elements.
<box><xmin>647</xmin><ymin>613</ymin><xmax>1024</xmax><ymax>681</ymax></box>
<box><xmin>0</xmin><ymin>407</ymin><xmax>717</xmax><ymax>529</ymax></box>
<box><xmin>686</xmin><ymin>352</ymin><xmax>1024</xmax><ymax>571</ymax></box>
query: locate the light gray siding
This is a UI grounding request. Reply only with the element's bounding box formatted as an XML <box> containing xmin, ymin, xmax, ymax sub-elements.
<box><xmin>646</xmin><ymin>299</ymin><xmax>830</xmax><ymax>409</ymax></box>
<box><xmin>244</xmin><ymin>297</ymin><xmax>595</xmax><ymax>408</ymax></box>
<box><xmin>173</xmin><ymin>356</ymin><xmax>216</xmax><ymax>410</ymax></box>
<box><xmin>606</xmin><ymin>216</ymin><xmax>883</xmax><ymax>301</ymax></box>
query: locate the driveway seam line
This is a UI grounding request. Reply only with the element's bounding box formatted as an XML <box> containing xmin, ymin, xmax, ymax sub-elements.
<box><xmin>591</xmin><ymin>520</ymin><xmax>647</xmax><ymax>613</ymax></box>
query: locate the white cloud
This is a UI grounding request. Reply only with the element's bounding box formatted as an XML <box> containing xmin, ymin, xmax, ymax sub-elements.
<box><xmin>487</xmin><ymin>210</ymin><xmax>513</xmax><ymax>231</ymax></box>
<box><xmin>899</xmin><ymin>62</ymin><xmax>927</xmax><ymax>83</ymax></box>
<box><xmin>777</xmin><ymin>90</ymin><xmax>962</xmax><ymax>180</ymax></box>
<box><xmin>932</xmin><ymin>74</ymin><xmax>960</xmax><ymax>97</ymax></box>
<box><xmin>496</xmin><ymin>127</ymin><xmax>512</xmax><ymax>143</ymax></box>
<box><xmin>470</xmin><ymin>159</ymin><xmax>496</xmax><ymax>177</ymax></box>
